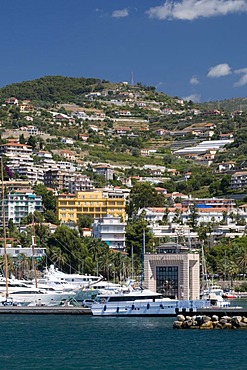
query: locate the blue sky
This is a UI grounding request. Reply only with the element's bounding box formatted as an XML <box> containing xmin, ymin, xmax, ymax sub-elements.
<box><xmin>1</xmin><ymin>0</ymin><xmax>247</xmax><ymax>102</ymax></box>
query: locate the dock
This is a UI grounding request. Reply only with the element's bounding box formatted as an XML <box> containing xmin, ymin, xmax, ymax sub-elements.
<box><xmin>0</xmin><ymin>306</ymin><xmax>92</xmax><ymax>315</ymax></box>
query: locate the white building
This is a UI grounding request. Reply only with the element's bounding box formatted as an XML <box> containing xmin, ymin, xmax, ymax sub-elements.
<box><xmin>68</xmin><ymin>175</ymin><xmax>94</xmax><ymax>193</ymax></box>
<box><xmin>0</xmin><ymin>143</ymin><xmax>33</xmax><ymax>156</ymax></box>
<box><xmin>0</xmin><ymin>246</ymin><xmax>46</xmax><ymax>258</ymax></box>
<box><xmin>2</xmin><ymin>190</ymin><xmax>43</xmax><ymax>225</ymax></box>
<box><xmin>92</xmin><ymin>215</ymin><xmax>126</xmax><ymax>251</ymax></box>
<box><xmin>230</xmin><ymin>171</ymin><xmax>247</xmax><ymax>190</ymax></box>
<box><xmin>61</xmin><ymin>138</ymin><xmax>74</xmax><ymax>145</ymax></box>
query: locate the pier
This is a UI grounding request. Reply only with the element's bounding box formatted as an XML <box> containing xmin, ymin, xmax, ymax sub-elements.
<box><xmin>0</xmin><ymin>306</ymin><xmax>92</xmax><ymax>315</ymax></box>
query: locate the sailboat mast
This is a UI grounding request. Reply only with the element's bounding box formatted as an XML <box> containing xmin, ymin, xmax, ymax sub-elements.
<box><xmin>140</xmin><ymin>228</ymin><xmax>145</xmax><ymax>289</ymax></box>
<box><xmin>1</xmin><ymin>158</ymin><xmax>9</xmax><ymax>298</ymax></box>
<box><xmin>32</xmin><ymin>214</ymin><xmax>38</xmax><ymax>288</ymax></box>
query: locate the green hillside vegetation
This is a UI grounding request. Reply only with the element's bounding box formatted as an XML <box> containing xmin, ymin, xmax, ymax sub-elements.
<box><xmin>0</xmin><ymin>76</ymin><xmax>105</xmax><ymax>104</ymax></box>
<box><xmin>0</xmin><ymin>75</ymin><xmax>189</xmax><ymax>110</ymax></box>
<box><xmin>200</xmin><ymin>97</ymin><xmax>247</xmax><ymax>112</ymax></box>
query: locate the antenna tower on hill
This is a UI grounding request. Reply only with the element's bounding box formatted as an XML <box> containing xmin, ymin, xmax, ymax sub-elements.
<box><xmin>131</xmin><ymin>71</ymin><xmax>134</xmax><ymax>85</ymax></box>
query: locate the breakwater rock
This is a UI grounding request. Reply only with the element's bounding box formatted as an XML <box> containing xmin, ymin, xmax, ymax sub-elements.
<box><xmin>173</xmin><ymin>314</ymin><xmax>247</xmax><ymax>329</ymax></box>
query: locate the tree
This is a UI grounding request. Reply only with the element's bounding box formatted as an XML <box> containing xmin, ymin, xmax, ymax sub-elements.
<box><xmin>77</xmin><ymin>215</ymin><xmax>93</xmax><ymax>230</ymax></box>
<box><xmin>187</xmin><ymin>205</ymin><xmax>198</xmax><ymax>231</ymax></box>
<box><xmin>127</xmin><ymin>182</ymin><xmax>164</xmax><ymax>219</ymax></box>
<box><xmin>49</xmin><ymin>246</ymin><xmax>68</xmax><ymax>270</ymax></box>
<box><xmin>125</xmin><ymin>218</ymin><xmax>154</xmax><ymax>259</ymax></box>
<box><xmin>47</xmin><ymin>225</ymin><xmax>87</xmax><ymax>273</ymax></box>
<box><xmin>27</xmin><ymin>135</ymin><xmax>37</xmax><ymax>150</ymax></box>
<box><xmin>98</xmin><ymin>248</ymin><xmax>114</xmax><ymax>279</ymax></box>
<box><xmin>19</xmin><ymin>134</ymin><xmax>26</xmax><ymax>144</ymax></box>
<box><xmin>33</xmin><ymin>184</ymin><xmax>56</xmax><ymax>211</ymax></box>
<box><xmin>43</xmin><ymin>210</ymin><xmax>60</xmax><ymax>225</ymax></box>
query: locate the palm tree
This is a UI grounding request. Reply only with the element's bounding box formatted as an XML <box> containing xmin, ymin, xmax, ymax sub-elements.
<box><xmin>236</xmin><ymin>247</ymin><xmax>247</xmax><ymax>278</ymax></box>
<box><xmin>98</xmin><ymin>249</ymin><xmax>114</xmax><ymax>280</ymax></box>
<box><xmin>217</xmin><ymin>259</ymin><xmax>238</xmax><ymax>287</ymax></box>
<box><xmin>14</xmin><ymin>253</ymin><xmax>30</xmax><ymax>279</ymax></box>
<box><xmin>49</xmin><ymin>246</ymin><xmax>68</xmax><ymax>270</ymax></box>
<box><xmin>0</xmin><ymin>254</ymin><xmax>14</xmax><ymax>278</ymax></box>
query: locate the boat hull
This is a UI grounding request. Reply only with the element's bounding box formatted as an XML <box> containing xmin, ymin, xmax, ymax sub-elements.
<box><xmin>91</xmin><ymin>300</ymin><xmax>210</xmax><ymax>316</ymax></box>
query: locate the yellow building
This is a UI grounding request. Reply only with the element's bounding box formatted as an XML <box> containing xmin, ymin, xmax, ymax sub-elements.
<box><xmin>57</xmin><ymin>191</ymin><xmax>126</xmax><ymax>223</ymax></box>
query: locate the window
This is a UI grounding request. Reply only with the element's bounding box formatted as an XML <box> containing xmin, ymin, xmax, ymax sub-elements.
<box><xmin>156</xmin><ymin>266</ymin><xmax>178</xmax><ymax>299</ymax></box>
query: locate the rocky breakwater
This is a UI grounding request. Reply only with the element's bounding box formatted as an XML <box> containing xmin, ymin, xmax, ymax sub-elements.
<box><xmin>173</xmin><ymin>314</ymin><xmax>247</xmax><ymax>329</ymax></box>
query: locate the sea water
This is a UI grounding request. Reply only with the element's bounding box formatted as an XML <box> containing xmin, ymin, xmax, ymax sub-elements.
<box><xmin>0</xmin><ymin>302</ymin><xmax>246</xmax><ymax>370</ymax></box>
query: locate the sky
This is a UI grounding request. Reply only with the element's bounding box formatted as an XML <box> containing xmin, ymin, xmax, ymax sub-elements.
<box><xmin>1</xmin><ymin>0</ymin><xmax>247</xmax><ymax>103</ymax></box>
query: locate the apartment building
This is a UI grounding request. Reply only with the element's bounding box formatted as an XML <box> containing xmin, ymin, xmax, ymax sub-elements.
<box><xmin>230</xmin><ymin>171</ymin><xmax>247</xmax><ymax>190</ymax></box>
<box><xmin>44</xmin><ymin>169</ymin><xmax>73</xmax><ymax>190</ymax></box>
<box><xmin>57</xmin><ymin>191</ymin><xmax>125</xmax><ymax>224</ymax></box>
<box><xmin>94</xmin><ymin>165</ymin><xmax>114</xmax><ymax>181</ymax></box>
<box><xmin>92</xmin><ymin>215</ymin><xmax>126</xmax><ymax>250</ymax></box>
<box><xmin>0</xmin><ymin>142</ymin><xmax>32</xmax><ymax>156</ymax></box>
<box><xmin>0</xmin><ymin>180</ymin><xmax>30</xmax><ymax>192</ymax></box>
<box><xmin>68</xmin><ymin>174</ymin><xmax>94</xmax><ymax>193</ymax></box>
<box><xmin>0</xmin><ymin>190</ymin><xmax>43</xmax><ymax>225</ymax></box>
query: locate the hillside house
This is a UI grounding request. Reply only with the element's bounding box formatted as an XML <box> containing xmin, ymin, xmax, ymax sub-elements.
<box><xmin>5</xmin><ymin>97</ymin><xmax>18</xmax><ymax>105</ymax></box>
<box><xmin>230</xmin><ymin>171</ymin><xmax>247</xmax><ymax>190</ymax></box>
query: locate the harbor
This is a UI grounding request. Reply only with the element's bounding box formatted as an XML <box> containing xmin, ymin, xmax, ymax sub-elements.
<box><xmin>0</xmin><ymin>299</ymin><xmax>246</xmax><ymax>317</ymax></box>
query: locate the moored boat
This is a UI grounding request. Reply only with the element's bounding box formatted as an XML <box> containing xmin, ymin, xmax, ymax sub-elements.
<box><xmin>91</xmin><ymin>288</ymin><xmax>211</xmax><ymax>316</ymax></box>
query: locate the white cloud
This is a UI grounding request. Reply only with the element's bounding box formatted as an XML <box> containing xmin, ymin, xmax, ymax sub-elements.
<box><xmin>190</xmin><ymin>76</ymin><xmax>199</xmax><ymax>85</ymax></box>
<box><xmin>234</xmin><ymin>68</ymin><xmax>247</xmax><ymax>87</ymax></box>
<box><xmin>207</xmin><ymin>63</ymin><xmax>231</xmax><ymax>78</ymax></box>
<box><xmin>183</xmin><ymin>93</ymin><xmax>201</xmax><ymax>102</ymax></box>
<box><xmin>112</xmin><ymin>9</ymin><xmax>129</xmax><ymax>18</ymax></box>
<box><xmin>146</xmin><ymin>0</ymin><xmax>247</xmax><ymax>21</ymax></box>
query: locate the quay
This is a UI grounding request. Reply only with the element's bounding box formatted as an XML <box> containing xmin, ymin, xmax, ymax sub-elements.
<box><xmin>0</xmin><ymin>306</ymin><xmax>92</xmax><ymax>315</ymax></box>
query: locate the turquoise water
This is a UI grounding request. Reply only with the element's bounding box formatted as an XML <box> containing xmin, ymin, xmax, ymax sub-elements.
<box><xmin>0</xmin><ymin>311</ymin><xmax>246</xmax><ymax>370</ymax></box>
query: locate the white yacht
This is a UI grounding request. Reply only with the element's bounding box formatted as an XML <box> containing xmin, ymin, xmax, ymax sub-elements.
<box><xmin>91</xmin><ymin>288</ymin><xmax>210</xmax><ymax>316</ymax></box>
<box><xmin>201</xmin><ymin>285</ymin><xmax>230</xmax><ymax>308</ymax></box>
<box><xmin>41</xmin><ymin>265</ymin><xmax>103</xmax><ymax>289</ymax></box>
<box><xmin>3</xmin><ymin>287</ymin><xmax>75</xmax><ymax>306</ymax></box>
<box><xmin>0</xmin><ymin>278</ymin><xmax>76</xmax><ymax>306</ymax></box>
<box><xmin>90</xmin><ymin>281</ymin><xmax>125</xmax><ymax>294</ymax></box>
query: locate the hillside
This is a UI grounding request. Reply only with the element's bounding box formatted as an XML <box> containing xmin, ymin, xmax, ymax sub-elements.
<box><xmin>0</xmin><ymin>76</ymin><xmax>105</xmax><ymax>103</ymax></box>
<box><xmin>0</xmin><ymin>75</ymin><xmax>188</xmax><ymax>109</ymax></box>
<box><xmin>1</xmin><ymin>75</ymin><xmax>247</xmax><ymax>113</ymax></box>
<box><xmin>1</xmin><ymin>75</ymin><xmax>247</xmax><ymax>192</ymax></box>
<box><xmin>199</xmin><ymin>97</ymin><xmax>247</xmax><ymax>112</ymax></box>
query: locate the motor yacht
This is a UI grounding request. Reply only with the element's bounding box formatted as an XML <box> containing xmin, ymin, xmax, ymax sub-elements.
<box><xmin>41</xmin><ymin>265</ymin><xmax>103</xmax><ymax>289</ymax></box>
<box><xmin>0</xmin><ymin>277</ymin><xmax>76</xmax><ymax>306</ymax></box>
<box><xmin>91</xmin><ymin>288</ymin><xmax>211</xmax><ymax>316</ymax></box>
